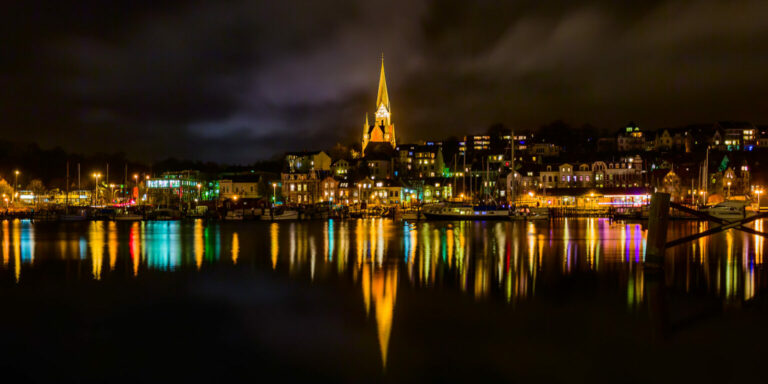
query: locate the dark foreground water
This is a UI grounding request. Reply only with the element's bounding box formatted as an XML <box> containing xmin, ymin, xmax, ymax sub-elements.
<box><xmin>0</xmin><ymin>218</ymin><xmax>767</xmax><ymax>382</ymax></box>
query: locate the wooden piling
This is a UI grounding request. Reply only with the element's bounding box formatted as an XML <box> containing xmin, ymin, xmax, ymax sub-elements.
<box><xmin>645</xmin><ymin>192</ymin><xmax>670</xmax><ymax>268</ymax></box>
<box><xmin>645</xmin><ymin>192</ymin><xmax>671</xmax><ymax>338</ymax></box>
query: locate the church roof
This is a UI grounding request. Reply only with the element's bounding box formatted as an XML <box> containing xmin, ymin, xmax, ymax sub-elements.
<box><xmin>364</xmin><ymin>142</ymin><xmax>395</xmax><ymax>160</ymax></box>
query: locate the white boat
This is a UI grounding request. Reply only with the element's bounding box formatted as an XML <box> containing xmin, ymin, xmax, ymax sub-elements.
<box><xmin>706</xmin><ymin>200</ymin><xmax>754</xmax><ymax>221</ymax></box>
<box><xmin>423</xmin><ymin>205</ymin><xmax>510</xmax><ymax>220</ymax></box>
<box><xmin>510</xmin><ymin>207</ymin><xmax>550</xmax><ymax>221</ymax></box>
<box><xmin>225</xmin><ymin>210</ymin><xmax>244</xmax><ymax>221</ymax></box>
<box><xmin>260</xmin><ymin>208</ymin><xmax>299</xmax><ymax>221</ymax></box>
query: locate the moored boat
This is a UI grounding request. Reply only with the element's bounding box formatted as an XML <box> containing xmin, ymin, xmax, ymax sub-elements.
<box><xmin>423</xmin><ymin>205</ymin><xmax>509</xmax><ymax>220</ymax></box>
<box><xmin>510</xmin><ymin>207</ymin><xmax>550</xmax><ymax>221</ymax></box>
<box><xmin>706</xmin><ymin>200</ymin><xmax>754</xmax><ymax>221</ymax></box>
<box><xmin>60</xmin><ymin>208</ymin><xmax>89</xmax><ymax>222</ymax></box>
<box><xmin>151</xmin><ymin>208</ymin><xmax>182</xmax><ymax>220</ymax></box>
<box><xmin>225</xmin><ymin>210</ymin><xmax>244</xmax><ymax>221</ymax></box>
<box><xmin>114</xmin><ymin>211</ymin><xmax>143</xmax><ymax>221</ymax></box>
<box><xmin>260</xmin><ymin>207</ymin><xmax>299</xmax><ymax>221</ymax></box>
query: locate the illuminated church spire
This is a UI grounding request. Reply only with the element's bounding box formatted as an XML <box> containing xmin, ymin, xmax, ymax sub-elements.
<box><xmin>376</xmin><ymin>54</ymin><xmax>390</xmax><ymax>112</ymax></box>
<box><xmin>362</xmin><ymin>113</ymin><xmax>370</xmax><ymax>151</ymax></box>
<box><xmin>362</xmin><ymin>54</ymin><xmax>396</xmax><ymax>153</ymax></box>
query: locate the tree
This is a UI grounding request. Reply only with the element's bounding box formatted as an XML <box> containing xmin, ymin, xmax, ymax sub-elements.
<box><xmin>0</xmin><ymin>179</ymin><xmax>13</xmax><ymax>204</ymax></box>
<box><xmin>328</xmin><ymin>143</ymin><xmax>352</xmax><ymax>161</ymax></box>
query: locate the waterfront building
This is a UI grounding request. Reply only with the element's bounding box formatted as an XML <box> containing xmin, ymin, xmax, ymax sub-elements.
<box><xmin>362</xmin><ymin>57</ymin><xmax>396</xmax><ymax>153</ymax></box>
<box><xmin>146</xmin><ymin>170</ymin><xmax>203</xmax><ymax>206</ymax></box>
<box><xmin>331</xmin><ymin>159</ymin><xmax>351</xmax><ymax>177</ymax></box>
<box><xmin>526</xmin><ymin>187</ymin><xmax>652</xmax><ymax>208</ymax></box>
<box><xmin>363</xmin><ymin>146</ymin><xmax>395</xmax><ymax>180</ymax></box>
<box><xmin>336</xmin><ymin>181</ymin><xmax>353</xmax><ymax>204</ymax></box>
<box><xmin>759</xmin><ymin>126</ymin><xmax>768</xmax><ymax>148</ymax></box>
<box><xmin>534</xmin><ymin>156</ymin><xmax>643</xmax><ymax>192</ymax></box>
<box><xmin>526</xmin><ymin>143</ymin><xmax>560</xmax><ymax>158</ymax></box>
<box><xmin>369</xmin><ymin>179</ymin><xmax>403</xmax><ymax>205</ymax></box>
<box><xmin>281</xmin><ymin>172</ymin><xmax>322</xmax><ymax>205</ymax></box>
<box><xmin>395</xmin><ymin>143</ymin><xmax>446</xmax><ymax>178</ymax></box>
<box><xmin>650</xmin><ymin>168</ymin><xmax>685</xmax><ymax>201</ymax></box>
<box><xmin>320</xmin><ymin>176</ymin><xmax>340</xmax><ymax>202</ymax></box>
<box><xmin>714</xmin><ymin>121</ymin><xmax>758</xmax><ymax>151</ymax></box>
<box><xmin>651</xmin><ymin>128</ymin><xmax>689</xmax><ymax>152</ymax></box>
<box><xmin>50</xmin><ymin>190</ymin><xmax>93</xmax><ymax>206</ymax></box>
<box><xmin>617</xmin><ymin>121</ymin><xmax>645</xmax><ymax>152</ymax></box>
<box><xmin>219</xmin><ymin>175</ymin><xmax>262</xmax><ymax>200</ymax></box>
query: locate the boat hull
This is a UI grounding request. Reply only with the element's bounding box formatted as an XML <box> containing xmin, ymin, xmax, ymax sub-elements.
<box><xmin>423</xmin><ymin>212</ymin><xmax>509</xmax><ymax>220</ymax></box>
<box><xmin>114</xmin><ymin>215</ymin><xmax>143</xmax><ymax>221</ymax></box>
<box><xmin>260</xmin><ymin>211</ymin><xmax>299</xmax><ymax>221</ymax></box>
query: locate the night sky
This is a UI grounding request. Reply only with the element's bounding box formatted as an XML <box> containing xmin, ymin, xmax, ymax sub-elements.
<box><xmin>4</xmin><ymin>0</ymin><xmax>768</xmax><ymax>163</ymax></box>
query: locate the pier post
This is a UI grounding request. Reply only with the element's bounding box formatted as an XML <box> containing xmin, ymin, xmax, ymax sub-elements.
<box><xmin>645</xmin><ymin>192</ymin><xmax>670</xmax><ymax>338</ymax></box>
<box><xmin>645</xmin><ymin>192</ymin><xmax>670</xmax><ymax>268</ymax></box>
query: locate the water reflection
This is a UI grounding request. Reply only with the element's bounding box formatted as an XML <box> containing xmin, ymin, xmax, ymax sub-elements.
<box><xmin>0</xmin><ymin>218</ymin><xmax>766</xmax><ymax>370</ymax></box>
<box><xmin>231</xmin><ymin>232</ymin><xmax>239</xmax><ymax>264</ymax></box>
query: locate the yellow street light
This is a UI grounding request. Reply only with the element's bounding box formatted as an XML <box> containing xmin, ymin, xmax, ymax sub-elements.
<box><xmin>12</xmin><ymin>170</ymin><xmax>19</xmax><ymax>203</ymax></box>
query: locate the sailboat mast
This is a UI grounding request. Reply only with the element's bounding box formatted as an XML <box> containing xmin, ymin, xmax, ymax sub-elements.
<box><xmin>65</xmin><ymin>161</ymin><xmax>70</xmax><ymax>214</ymax></box>
<box><xmin>510</xmin><ymin>128</ymin><xmax>515</xmax><ymax>204</ymax></box>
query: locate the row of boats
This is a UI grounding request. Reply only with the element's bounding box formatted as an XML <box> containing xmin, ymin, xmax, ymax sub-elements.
<box><xmin>16</xmin><ymin>201</ymin><xmax>754</xmax><ymax>223</ymax></box>
<box><xmin>415</xmin><ymin>205</ymin><xmax>550</xmax><ymax>221</ymax></box>
<box><xmin>613</xmin><ymin>200</ymin><xmax>759</xmax><ymax>221</ymax></box>
<box><xmin>37</xmin><ymin>208</ymin><xmax>185</xmax><ymax>222</ymax></box>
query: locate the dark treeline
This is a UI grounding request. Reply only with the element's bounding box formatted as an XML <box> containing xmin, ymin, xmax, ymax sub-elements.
<box><xmin>0</xmin><ymin>140</ymin><xmax>282</xmax><ymax>189</ymax></box>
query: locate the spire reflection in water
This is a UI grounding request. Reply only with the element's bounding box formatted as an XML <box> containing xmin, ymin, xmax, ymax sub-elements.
<box><xmin>0</xmin><ymin>218</ymin><xmax>766</xmax><ymax>373</ymax></box>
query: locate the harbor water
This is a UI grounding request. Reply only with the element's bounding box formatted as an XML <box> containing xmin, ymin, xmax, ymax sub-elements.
<box><xmin>0</xmin><ymin>218</ymin><xmax>766</xmax><ymax>382</ymax></box>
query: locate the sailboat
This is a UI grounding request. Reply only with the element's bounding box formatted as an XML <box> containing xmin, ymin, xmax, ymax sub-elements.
<box><xmin>424</xmin><ymin>153</ymin><xmax>510</xmax><ymax>220</ymax></box>
<box><xmin>60</xmin><ymin>161</ymin><xmax>88</xmax><ymax>221</ymax></box>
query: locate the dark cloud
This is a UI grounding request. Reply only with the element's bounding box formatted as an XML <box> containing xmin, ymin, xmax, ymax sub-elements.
<box><xmin>3</xmin><ymin>0</ymin><xmax>768</xmax><ymax>163</ymax></box>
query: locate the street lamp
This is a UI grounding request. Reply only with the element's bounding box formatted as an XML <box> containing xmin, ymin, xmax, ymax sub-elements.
<box><xmin>757</xmin><ymin>189</ymin><xmax>764</xmax><ymax>211</ymax></box>
<box><xmin>92</xmin><ymin>172</ymin><xmax>102</xmax><ymax>204</ymax></box>
<box><xmin>727</xmin><ymin>181</ymin><xmax>732</xmax><ymax>198</ymax></box>
<box><xmin>272</xmin><ymin>183</ymin><xmax>278</xmax><ymax>206</ymax></box>
<box><xmin>196</xmin><ymin>183</ymin><xmax>202</xmax><ymax>202</ymax></box>
<box><xmin>357</xmin><ymin>183</ymin><xmax>362</xmax><ymax>205</ymax></box>
<box><xmin>13</xmin><ymin>170</ymin><xmax>19</xmax><ymax>203</ymax></box>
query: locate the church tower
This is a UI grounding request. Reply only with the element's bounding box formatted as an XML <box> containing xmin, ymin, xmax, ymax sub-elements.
<box><xmin>362</xmin><ymin>56</ymin><xmax>396</xmax><ymax>153</ymax></box>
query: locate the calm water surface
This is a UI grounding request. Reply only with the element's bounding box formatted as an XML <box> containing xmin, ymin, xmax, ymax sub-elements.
<box><xmin>1</xmin><ymin>218</ymin><xmax>767</xmax><ymax>382</ymax></box>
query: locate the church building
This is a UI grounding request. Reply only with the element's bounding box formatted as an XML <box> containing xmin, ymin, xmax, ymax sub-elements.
<box><xmin>361</xmin><ymin>57</ymin><xmax>397</xmax><ymax>155</ymax></box>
